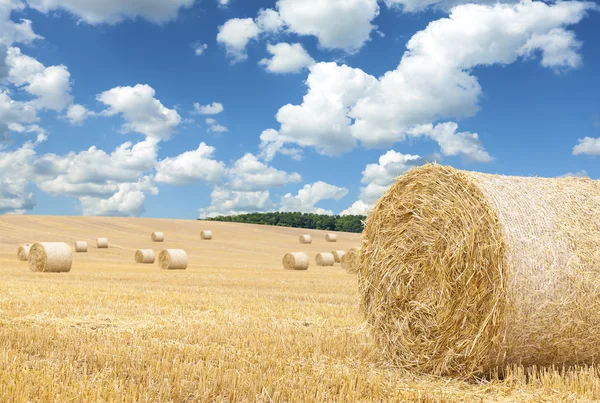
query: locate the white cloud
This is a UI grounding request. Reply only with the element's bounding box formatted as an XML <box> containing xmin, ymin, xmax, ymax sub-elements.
<box><xmin>194</xmin><ymin>102</ymin><xmax>224</xmax><ymax>115</ymax></box>
<box><xmin>573</xmin><ymin>137</ymin><xmax>600</xmax><ymax>156</ymax></box>
<box><xmin>263</xmin><ymin>1</ymin><xmax>594</xmax><ymax>159</ymax></box>
<box><xmin>192</xmin><ymin>42</ymin><xmax>208</xmax><ymax>56</ymax></box>
<box><xmin>26</xmin><ymin>0</ymin><xmax>195</xmax><ymax>24</ymax></box>
<box><xmin>280</xmin><ymin>181</ymin><xmax>348</xmax><ymax>214</ymax></box>
<box><xmin>228</xmin><ymin>153</ymin><xmax>301</xmax><ymax>191</ymax></box>
<box><xmin>217</xmin><ymin>18</ymin><xmax>261</xmax><ymax>62</ymax></box>
<box><xmin>97</xmin><ymin>84</ymin><xmax>182</xmax><ymax>140</ymax></box>
<box><xmin>383</xmin><ymin>0</ymin><xmax>517</xmax><ymax>13</ymax></box>
<box><xmin>218</xmin><ymin>0</ymin><xmax>230</xmax><ymax>7</ymax></box>
<box><xmin>256</xmin><ymin>8</ymin><xmax>284</xmax><ymax>33</ymax></box>
<box><xmin>560</xmin><ymin>170</ymin><xmax>589</xmax><ymax>178</ymax></box>
<box><xmin>341</xmin><ymin>150</ymin><xmax>423</xmax><ymax>215</ymax></box>
<box><xmin>0</xmin><ymin>1</ymin><xmax>42</xmax><ymax>47</ymax></box>
<box><xmin>155</xmin><ymin>142</ymin><xmax>226</xmax><ymax>185</ymax></box>
<box><xmin>65</xmin><ymin>103</ymin><xmax>94</xmax><ymax>125</ymax></box>
<box><xmin>79</xmin><ymin>176</ymin><xmax>158</xmax><ymax>217</ymax></box>
<box><xmin>258</xmin><ymin>128</ymin><xmax>302</xmax><ymax>162</ymax></box>
<box><xmin>7</xmin><ymin>47</ymin><xmax>73</xmax><ymax>111</ymax></box>
<box><xmin>259</xmin><ymin>42</ymin><xmax>314</xmax><ymax>74</ymax></box>
<box><xmin>206</xmin><ymin>117</ymin><xmax>228</xmax><ymax>133</ymax></box>
<box><xmin>199</xmin><ymin>187</ymin><xmax>274</xmax><ymax>218</ymax></box>
<box><xmin>0</xmin><ymin>139</ymin><xmax>39</xmax><ymax>214</ymax></box>
<box><xmin>276</xmin><ymin>0</ymin><xmax>380</xmax><ymax>51</ymax></box>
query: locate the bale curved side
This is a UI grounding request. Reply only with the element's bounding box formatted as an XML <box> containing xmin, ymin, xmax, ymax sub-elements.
<box><xmin>282</xmin><ymin>252</ymin><xmax>309</xmax><ymax>270</ymax></box>
<box><xmin>299</xmin><ymin>235</ymin><xmax>312</xmax><ymax>244</ymax></box>
<box><xmin>97</xmin><ymin>238</ymin><xmax>108</xmax><ymax>248</ymax></box>
<box><xmin>74</xmin><ymin>241</ymin><xmax>88</xmax><ymax>253</ymax></box>
<box><xmin>201</xmin><ymin>231</ymin><xmax>213</xmax><ymax>240</ymax></box>
<box><xmin>332</xmin><ymin>250</ymin><xmax>345</xmax><ymax>263</ymax></box>
<box><xmin>341</xmin><ymin>248</ymin><xmax>359</xmax><ymax>274</ymax></box>
<box><xmin>316</xmin><ymin>252</ymin><xmax>335</xmax><ymax>267</ymax></box>
<box><xmin>158</xmin><ymin>249</ymin><xmax>188</xmax><ymax>270</ymax></box>
<box><xmin>325</xmin><ymin>233</ymin><xmax>337</xmax><ymax>242</ymax></box>
<box><xmin>151</xmin><ymin>232</ymin><xmax>164</xmax><ymax>242</ymax></box>
<box><xmin>359</xmin><ymin>163</ymin><xmax>600</xmax><ymax>377</ymax></box>
<box><xmin>135</xmin><ymin>249</ymin><xmax>155</xmax><ymax>264</ymax></box>
<box><xmin>28</xmin><ymin>242</ymin><xmax>72</xmax><ymax>273</ymax></box>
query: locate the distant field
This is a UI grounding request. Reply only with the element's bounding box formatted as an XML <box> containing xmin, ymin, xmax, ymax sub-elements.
<box><xmin>1</xmin><ymin>215</ymin><xmax>599</xmax><ymax>402</ymax></box>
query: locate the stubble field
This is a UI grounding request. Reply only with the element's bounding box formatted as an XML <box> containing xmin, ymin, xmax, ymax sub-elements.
<box><xmin>1</xmin><ymin>215</ymin><xmax>599</xmax><ymax>402</ymax></box>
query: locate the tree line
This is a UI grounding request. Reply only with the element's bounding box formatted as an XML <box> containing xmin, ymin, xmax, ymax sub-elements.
<box><xmin>200</xmin><ymin>212</ymin><xmax>367</xmax><ymax>233</ymax></box>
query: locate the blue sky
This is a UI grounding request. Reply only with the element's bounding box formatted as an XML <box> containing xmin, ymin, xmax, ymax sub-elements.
<box><xmin>0</xmin><ymin>0</ymin><xmax>599</xmax><ymax>219</ymax></box>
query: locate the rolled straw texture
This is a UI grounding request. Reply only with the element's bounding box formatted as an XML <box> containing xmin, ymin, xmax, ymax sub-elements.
<box><xmin>299</xmin><ymin>234</ymin><xmax>312</xmax><ymax>244</ymax></box>
<box><xmin>201</xmin><ymin>230</ymin><xmax>213</xmax><ymax>240</ymax></box>
<box><xmin>74</xmin><ymin>241</ymin><xmax>88</xmax><ymax>253</ymax></box>
<box><xmin>151</xmin><ymin>232</ymin><xmax>164</xmax><ymax>242</ymax></box>
<box><xmin>325</xmin><ymin>233</ymin><xmax>337</xmax><ymax>242</ymax></box>
<box><xmin>158</xmin><ymin>249</ymin><xmax>188</xmax><ymax>270</ymax></box>
<box><xmin>17</xmin><ymin>244</ymin><xmax>31</xmax><ymax>261</ymax></box>
<box><xmin>332</xmin><ymin>250</ymin><xmax>345</xmax><ymax>263</ymax></box>
<box><xmin>359</xmin><ymin>163</ymin><xmax>600</xmax><ymax>377</ymax></box>
<box><xmin>135</xmin><ymin>249</ymin><xmax>155</xmax><ymax>264</ymax></box>
<box><xmin>341</xmin><ymin>248</ymin><xmax>359</xmax><ymax>274</ymax></box>
<box><xmin>28</xmin><ymin>242</ymin><xmax>72</xmax><ymax>273</ymax></box>
<box><xmin>282</xmin><ymin>252</ymin><xmax>309</xmax><ymax>270</ymax></box>
<box><xmin>96</xmin><ymin>238</ymin><xmax>108</xmax><ymax>248</ymax></box>
<box><xmin>316</xmin><ymin>252</ymin><xmax>335</xmax><ymax>267</ymax></box>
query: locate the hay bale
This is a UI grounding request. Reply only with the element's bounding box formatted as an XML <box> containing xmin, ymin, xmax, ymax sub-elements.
<box><xmin>96</xmin><ymin>238</ymin><xmax>108</xmax><ymax>248</ymax></box>
<box><xmin>325</xmin><ymin>233</ymin><xmax>337</xmax><ymax>242</ymax></box>
<box><xmin>135</xmin><ymin>249</ymin><xmax>155</xmax><ymax>264</ymax></box>
<box><xmin>158</xmin><ymin>249</ymin><xmax>188</xmax><ymax>270</ymax></box>
<box><xmin>28</xmin><ymin>242</ymin><xmax>72</xmax><ymax>273</ymax></box>
<box><xmin>74</xmin><ymin>241</ymin><xmax>88</xmax><ymax>253</ymax></box>
<box><xmin>282</xmin><ymin>252</ymin><xmax>309</xmax><ymax>270</ymax></box>
<box><xmin>17</xmin><ymin>244</ymin><xmax>31</xmax><ymax>261</ymax></box>
<box><xmin>299</xmin><ymin>234</ymin><xmax>312</xmax><ymax>244</ymax></box>
<box><xmin>316</xmin><ymin>252</ymin><xmax>335</xmax><ymax>267</ymax></box>
<box><xmin>341</xmin><ymin>248</ymin><xmax>359</xmax><ymax>274</ymax></box>
<box><xmin>359</xmin><ymin>163</ymin><xmax>600</xmax><ymax>377</ymax></box>
<box><xmin>332</xmin><ymin>250</ymin><xmax>346</xmax><ymax>263</ymax></box>
<box><xmin>151</xmin><ymin>232</ymin><xmax>164</xmax><ymax>242</ymax></box>
<box><xmin>201</xmin><ymin>230</ymin><xmax>212</xmax><ymax>240</ymax></box>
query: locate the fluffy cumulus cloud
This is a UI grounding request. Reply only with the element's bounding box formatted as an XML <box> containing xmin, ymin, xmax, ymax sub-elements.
<box><xmin>192</xmin><ymin>42</ymin><xmax>208</xmax><ymax>56</ymax></box>
<box><xmin>155</xmin><ymin>142</ymin><xmax>226</xmax><ymax>185</ymax></box>
<box><xmin>217</xmin><ymin>18</ymin><xmax>262</xmax><ymax>62</ymax></box>
<box><xmin>259</xmin><ymin>42</ymin><xmax>314</xmax><ymax>74</ymax></box>
<box><xmin>79</xmin><ymin>177</ymin><xmax>158</xmax><ymax>217</ymax></box>
<box><xmin>199</xmin><ymin>187</ymin><xmax>274</xmax><ymax>218</ymax></box>
<box><xmin>572</xmin><ymin>137</ymin><xmax>600</xmax><ymax>156</ymax></box>
<box><xmin>341</xmin><ymin>150</ymin><xmax>423</xmax><ymax>215</ymax></box>
<box><xmin>205</xmin><ymin>117</ymin><xmax>228</xmax><ymax>133</ymax></box>
<box><xmin>0</xmin><ymin>139</ymin><xmax>40</xmax><ymax>214</ymax></box>
<box><xmin>262</xmin><ymin>1</ymin><xmax>594</xmax><ymax>160</ymax></box>
<box><xmin>97</xmin><ymin>84</ymin><xmax>181</xmax><ymax>140</ymax></box>
<box><xmin>0</xmin><ymin>1</ymin><xmax>41</xmax><ymax>47</ymax></box>
<box><xmin>65</xmin><ymin>104</ymin><xmax>94</xmax><ymax>125</ymax></box>
<box><xmin>194</xmin><ymin>102</ymin><xmax>224</xmax><ymax>115</ymax></box>
<box><xmin>26</xmin><ymin>0</ymin><xmax>195</xmax><ymax>24</ymax></box>
<box><xmin>280</xmin><ymin>181</ymin><xmax>348</xmax><ymax>215</ymax></box>
<box><xmin>383</xmin><ymin>0</ymin><xmax>519</xmax><ymax>13</ymax></box>
<box><xmin>228</xmin><ymin>153</ymin><xmax>301</xmax><ymax>191</ymax></box>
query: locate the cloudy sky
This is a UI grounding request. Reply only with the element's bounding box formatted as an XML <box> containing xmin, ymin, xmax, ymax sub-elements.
<box><xmin>0</xmin><ymin>0</ymin><xmax>598</xmax><ymax>219</ymax></box>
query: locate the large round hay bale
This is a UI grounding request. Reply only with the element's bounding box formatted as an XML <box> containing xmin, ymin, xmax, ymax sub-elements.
<box><xmin>201</xmin><ymin>230</ymin><xmax>212</xmax><ymax>240</ymax></box>
<box><xmin>74</xmin><ymin>241</ymin><xmax>88</xmax><ymax>253</ymax></box>
<box><xmin>331</xmin><ymin>250</ymin><xmax>345</xmax><ymax>263</ymax></box>
<box><xmin>316</xmin><ymin>252</ymin><xmax>335</xmax><ymax>267</ymax></box>
<box><xmin>325</xmin><ymin>233</ymin><xmax>337</xmax><ymax>242</ymax></box>
<box><xmin>282</xmin><ymin>252</ymin><xmax>309</xmax><ymax>270</ymax></box>
<box><xmin>299</xmin><ymin>234</ymin><xmax>312</xmax><ymax>244</ymax></box>
<box><xmin>359</xmin><ymin>164</ymin><xmax>600</xmax><ymax>377</ymax></box>
<box><xmin>158</xmin><ymin>249</ymin><xmax>188</xmax><ymax>270</ymax></box>
<box><xmin>96</xmin><ymin>238</ymin><xmax>108</xmax><ymax>248</ymax></box>
<box><xmin>17</xmin><ymin>244</ymin><xmax>31</xmax><ymax>261</ymax></box>
<box><xmin>135</xmin><ymin>249</ymin><xmax>155</xmax><ymax>264</ymax></box>
<box><xmin>28</xmin><ymin>242</ymin><xmax>72</xmax><ymax>273</ymax></box>
<box><xmin>341</xmin><ymin>248</ymin><xmax>359</xmax><ymax>273</ymax></box>
<box><xmin>151</xmin><ymin>232</ymin><xmax>164</xmax><ymax>242</ymax></box>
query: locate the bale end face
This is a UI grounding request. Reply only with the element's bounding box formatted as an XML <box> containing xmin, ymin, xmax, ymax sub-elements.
<box><xmin>283</xmin><ymin>252</ymin><xmax>309</xmax><ymax>270</ymax></box>
<box><xmin>17</xmin><ymin>244</ymin><xmax>31</xmax><ymax>261</ymax></box>
<box><xmin>341</xmin><ymin>248</ymin><xmax>359</xmax><ymax>274</ymax></box>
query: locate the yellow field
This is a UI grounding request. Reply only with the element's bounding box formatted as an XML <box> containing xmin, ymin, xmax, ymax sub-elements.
<box><xmin>1</xmin><ymin>215</ymin><xmax>600</xmax><ymax>402</ymax></box>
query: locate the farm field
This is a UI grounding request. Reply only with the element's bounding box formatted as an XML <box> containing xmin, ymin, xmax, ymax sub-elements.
<box><xmin>1</xmin><ymin>215</ymin><xmax>600</xmax><ymax>402</ymax></box>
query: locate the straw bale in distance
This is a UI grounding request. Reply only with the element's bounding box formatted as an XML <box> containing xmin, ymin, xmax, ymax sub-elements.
<box><xmin>151</xmin><ymin>232</ymin><xmax>164</xmax><ymax>242</ymax></box>
<box><xmin>201</xmin><ymin>230</ymin><xmax>212</xmax><ymax>240</ymax></box>
<box><xmin>331</xmin><ymin>250</ymin><xmax>345</xmax><ymax>263</ymax></box>
<box><xmin>282</xmin><ymin>252</ymin><xmax>309</xmax><ymax>270</ymax></box>
<box><xmin>74</xmin><ymin>241</ymin><xmax>88</xmax><ymax>253</ymax></box>
<box><xmin>135</xmin><ymin>249</ymin><xmax>155</xmax><ymax>264</ymax></box>
<box><xmin>325</xmin><ymin>233</ymin><xmax>337</xmax><ymax>242</ymax></box>
<box><xmin>341</xmin><ymin>248</ymin><xmax>359</xmax><ymax>274</ymax></box>
<box><xmin>28</xmin><ymin>242</ymin><xmax>72</xmax><ymax>273</ymax></box>
<box><xmin>17</xmin><ymin>244</ymin><xmax>31</xmax><ymax>261</ymax></box>
<box><xmin>316</xmin><ymin>252</ymin><xmax>335</xmax><ymax>266</ymax></box>
<box><xmin>96</xmin><ymin>238</ymin><xmax>108</xmax><ymax>248</ymax></box>
<box><xmin>158</xmin><ymin>249</ymin><xmax>188</xmax><ymax>270</ymax></box>
<box><xmin>359</xmin><ymin>163</ymin><xmax>600</xmax><ymax>377</ymax></box>
<box><xmin>299</xmin><ymin>234</ymin><xmax>312</xmax><ymax>244</ymax></box>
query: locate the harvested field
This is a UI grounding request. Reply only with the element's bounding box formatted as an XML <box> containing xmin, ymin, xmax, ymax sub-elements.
<box><xmin>0</xmin><ymin>215</ymin><xmax>599</xmax><ymax>402</ymax></box>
